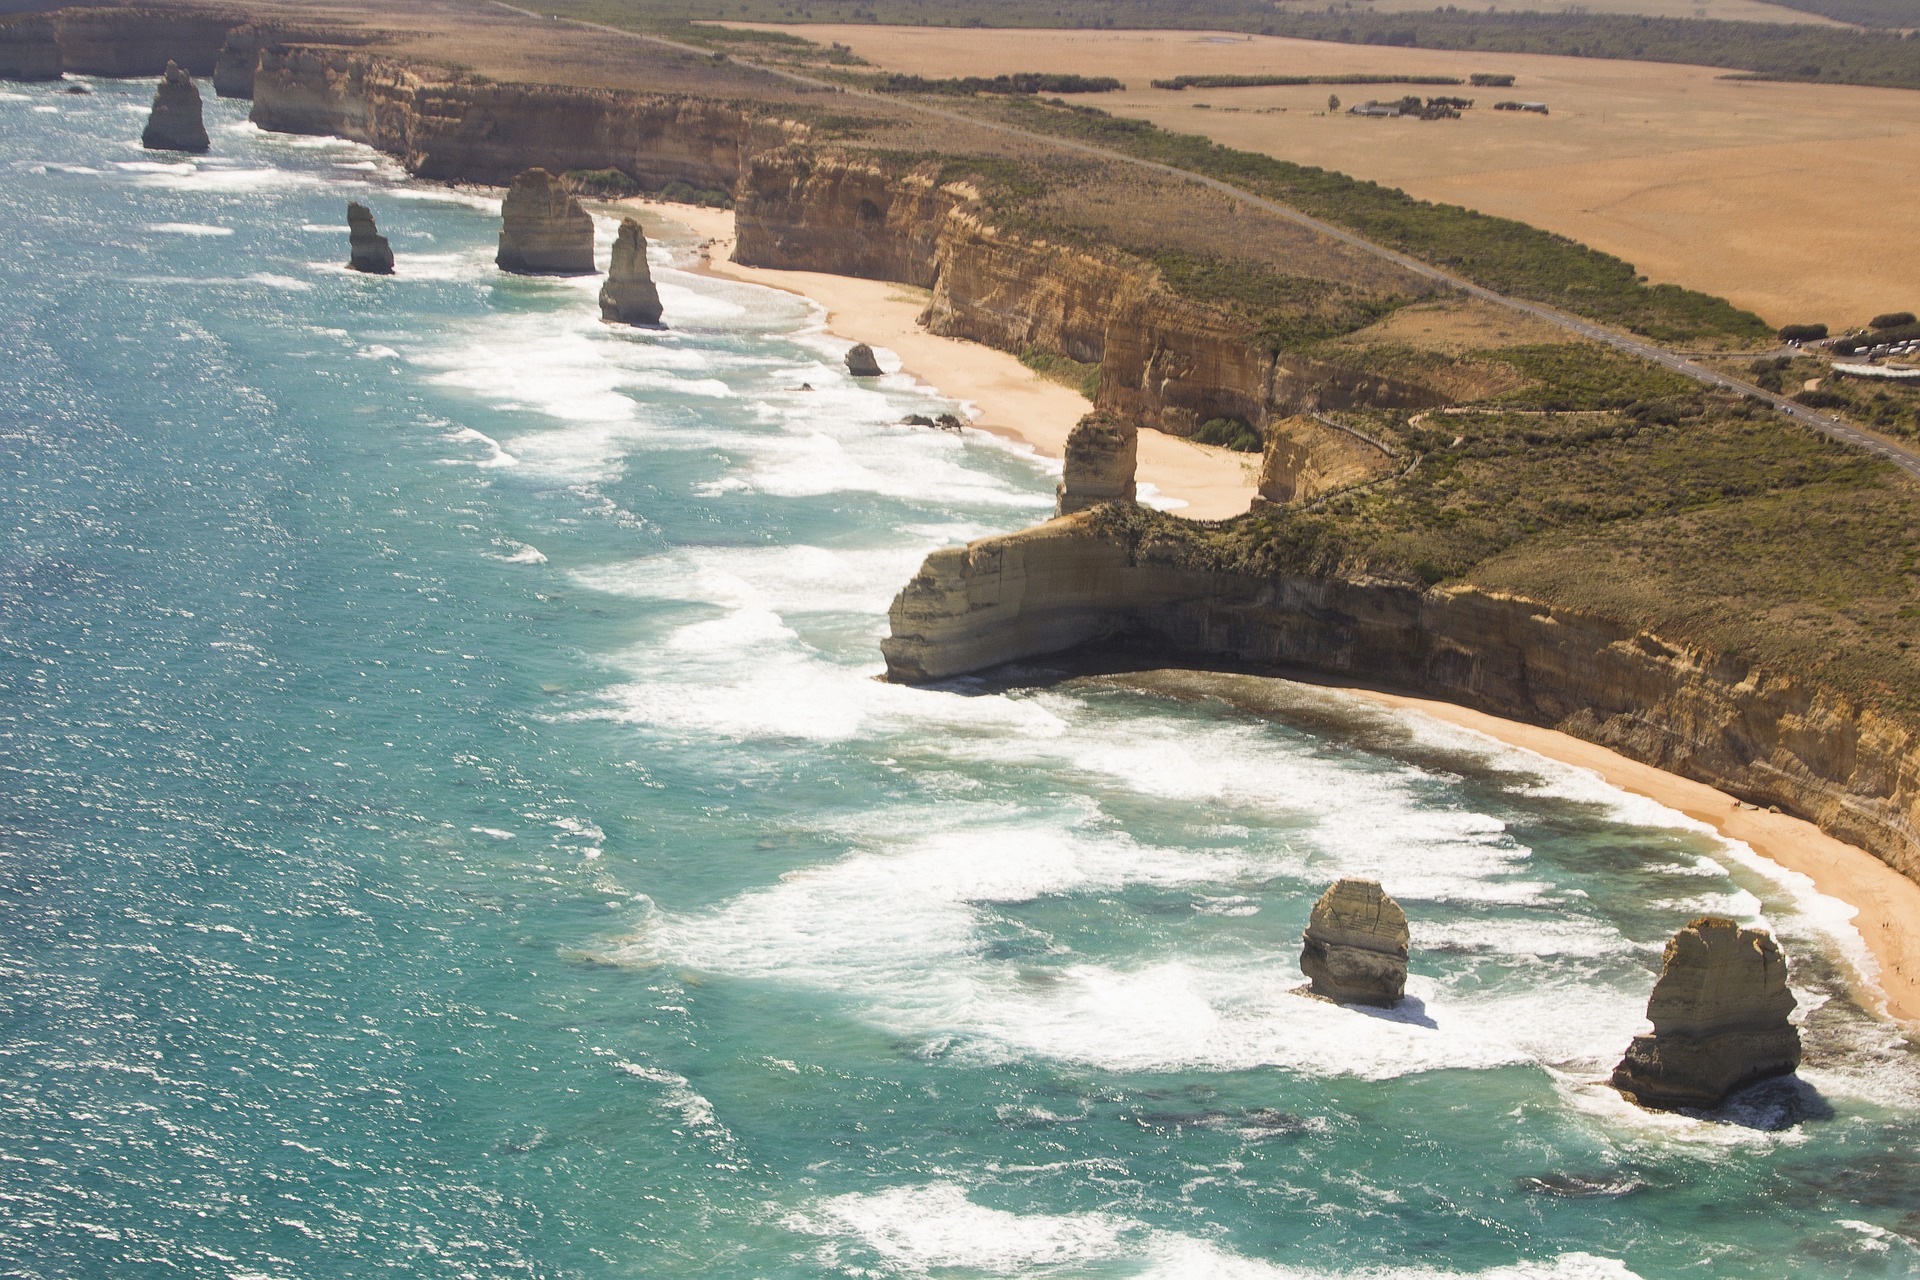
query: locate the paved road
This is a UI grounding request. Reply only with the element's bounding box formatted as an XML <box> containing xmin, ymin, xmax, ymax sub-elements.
<box><xmin>492</xmin><ymin>2</ymin><xmax>1920</xmax><ymax>481</ymax></box>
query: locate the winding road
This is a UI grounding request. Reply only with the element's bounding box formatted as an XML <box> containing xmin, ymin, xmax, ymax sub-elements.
<box><xmin>494</xmin><ymin>2</ymin><xmax>1920</xmax><ymax>481</ymax></box>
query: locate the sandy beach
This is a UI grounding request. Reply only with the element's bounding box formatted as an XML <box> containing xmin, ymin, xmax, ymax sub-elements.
<box><xmin>629</xmin><ymin>203</ymin><xmax>1919</xmax><ymax>1031</ymax></box>
<box><xmin>1112</xmin><ymin>667</ymin><xmax>1920</xmax><ymax>1028</ymax></box>
<box><xmin>1351</xmin><ymin>685</ymin><xmax>1920</xmax><ymax>1028</ymax></box>
<box><xmin>630</xmin><ymin>201</ymin><xmax>1260</xmax><ymax>520</ymax></box>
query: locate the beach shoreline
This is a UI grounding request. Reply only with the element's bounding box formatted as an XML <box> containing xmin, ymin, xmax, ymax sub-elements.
<box><xmin>628</xmin><ymin>201</ymin><xmax>1919</xmax><ymax>1032</ymax></box>
<box><xmin>1339</xmin><ymin>682</ymin><xmax>1920</xmax><ymax>1028</ymax></box>
<box><xmin>628</xmin><ymin>200</ymin><xmax>1260</xmax><ymax>521</ymax></box>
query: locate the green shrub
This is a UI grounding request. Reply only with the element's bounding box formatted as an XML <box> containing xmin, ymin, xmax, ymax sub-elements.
<box><xmin>1194</xmin><ymin>416</ymin><xmax>1264</xmax><ymax>451</ymax></box>
<box><xmin>1779</xmin><ymin>323</ymin><xmax>1829</xmax><ymax>342</ymax></box>
<box><xmin>564</xmin><ymin>168</ymin><xmax>641</xmax><ymax>198</ymax></box>
<box><xmin>1871</xmin><ymin>311</ymin><xmax>1916</xmax><ymax>330</ymax></box>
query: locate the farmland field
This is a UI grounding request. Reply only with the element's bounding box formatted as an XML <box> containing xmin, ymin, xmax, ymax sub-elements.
<box><xmin>726</xmin><ymin>23</ymin><xmax>1920</xmax><ymax>328</ymax></box>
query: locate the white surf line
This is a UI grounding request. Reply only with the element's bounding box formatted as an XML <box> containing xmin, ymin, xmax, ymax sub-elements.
<box><xmin>484</xmin><ymin>0</ymin><xmax>1920</xmax><ymax>482</ymax></box>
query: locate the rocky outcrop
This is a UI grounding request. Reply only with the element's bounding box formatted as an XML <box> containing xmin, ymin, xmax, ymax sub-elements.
<box><xmin>845</xmin><ymin>343</ymin><xmax>882</xmax><ymax>377</ymax></box>
<box><xmin>52</xmin><ymin>7</ymin><xmax>240</xmax><ymax>77</ymax></box>
<box><xmin>497</xmin><ymin>168</ymin><xmax>594</xmax><ymax>275</ymax></box>
<box><xmin>880</xmin><ymin>516</ymin><xmax>1920</xmax><ymax>889</ymax></box>
<box><xmin>1258</xmin><ymin>415</ymin><xmax>1395</xmax><ymax>505</ymax></box>
<box><xmin>736</xmin><ymin>149</ymin><xmax>958</xmax><ymax>285</ymax></box>
<box><xmin>1611</xmin><ymin>917</ymin><xmax>1801</xmax><ymax>1110</ymax></box>
<box><xmin>0</xmin><ymin>15</ymin><xmax>62</xmax><ymax>81</ymax></box>
<box><xmin>1300</xmin><ymin>878</ymin><xmax>1409</xmax><ymax>1006</ymax></box>
<box><xmin>1056</xmin><ymin>413</ymin><xmax>1138</xmax><ymax>515</ymax></box>
<box><xmin>346</xmin><ymin>201</ymin><xmax>394</xmax><ymax>275</ymax></box>
<box><xmin>143</xmin><ymin>62</ymin><xmax>209</xmax><ymax>154</ymax></box>
<box><xmin>599</xmin><ymin>218</ymin><xmax>663</xmax><ymax>325</ymax></box>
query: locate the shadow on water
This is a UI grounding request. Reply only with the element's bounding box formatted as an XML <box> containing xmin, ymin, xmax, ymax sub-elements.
<box><xmin>1343</xmin><ymin>994</ymin><xmax>1440</xmax><ymax>1031</ymax></box>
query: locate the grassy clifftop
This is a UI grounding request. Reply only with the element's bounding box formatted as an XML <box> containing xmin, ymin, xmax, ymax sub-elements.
<box><xmin>1090</xmin><ymin>347</ymin><xmax>1920</xmax><ymax>712</ymax></box>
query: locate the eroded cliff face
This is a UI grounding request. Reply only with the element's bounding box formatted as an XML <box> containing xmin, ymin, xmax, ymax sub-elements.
<box><xmin>1257</xmin><ymin>415</ymin><xmax>1395</xmax><ymax>505</ymax></box>
<box><xmin>735</xmin><ymin>149</ymin><xmax>960</xmax><ymax>285</ymax></box>
<box><xmin>250</xmin><ymin>45</ymin><xmax>787</xmax><ymax>189</ymax></box>
<box><xmin>0</xmin><ymin>15</ymin><xmax>61</xmax><ymax>80</ymax></box>
<box><xmin>52</xmin><ymin>7</ymin><xmax>240</xmax><ymax>77</ymax></box>
<box><xmin>740</xmin><ymin>159</ymin><xmax>1445</xmax><ymax>433</ymax></box>
<box><xmin>883</xmin><ymin>516</ymin><xmax>1920</xmax><ymax>887</ymax></box>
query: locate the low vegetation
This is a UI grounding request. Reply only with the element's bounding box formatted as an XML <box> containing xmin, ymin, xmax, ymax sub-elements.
<box><xmin>1194</xmin><ymin>416</ymin><xmax>1264</xmax><ymax>451</ymax></box>
<box><xmin>553</xmin><ymin>1</ymin><xmax>1920</xmax><ymax>92</ymax></box>
<box><xmin>868</xmin><ymin>72</ymin><xmax>1120</xmax><ymax>94</ymax></box>
<box><xmin>981</xmin><ymin>97</ymin><xmax>1770</xmax><ymax>345</ymax></box>
<box><xmin>1150</xmin><ymin>73</ymin><xmax>1466</xmax><ymax>89</ymax></box>
<box><xmin>1092</xmin><ymin>390</ymin><xmax>1920</xmax><ymax>706</ymax></box>
<box><xmin>1018</xmin><ymin>348</ymin><xmax>1102</xmax><ymax>399</ymax></box>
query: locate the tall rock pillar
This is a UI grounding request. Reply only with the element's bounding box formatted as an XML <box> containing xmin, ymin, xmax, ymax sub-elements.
<box><xmin>1056</xmin><ymin>413</ymin><xmax>1138</xmax><ymax>515</ymax></box>
<box><xmin>1612</xmin><ymin>916</ymin><xmax>1801</xmax><ymax>1110</ymax></box>
<box><xmin>346</xmin><ymin>201</ymin><xmax>394</xmax><ymax>275</ymax></box>
<box><xmin>1300</xmin><ymin>878</ymin><xmax>1409</xmax><ymax>1007</ymax></box>
<box><xmin>598</xmin><ymin>218</ymin><xmax>663</xmax><ymax>325</ymax></box>
<box><xmin>496</xmin><ymin>168</ymin><xmax>594</xmax><ymax>275</ymax></box>
<box><xmin>142</xmin><ymin>61</ymin><xmax>209</xmax><ymax>154</ymax></box>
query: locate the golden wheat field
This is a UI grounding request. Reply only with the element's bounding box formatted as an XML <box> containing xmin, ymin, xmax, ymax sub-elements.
<box><xmin>732</xmin><ymin>23</ymin><xmax>1920</xmax><ymax>328</ymax></box>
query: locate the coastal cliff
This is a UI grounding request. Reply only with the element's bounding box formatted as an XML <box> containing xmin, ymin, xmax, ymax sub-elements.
<box><xmin>251</xmin><ymin>46</ymin><xmax>784</xmax><ymax>188</ymax></box>
<box><xmin>882</xmin><ymin>513</ymin><xmax>1920</xmax><ymax>886</ymax></box>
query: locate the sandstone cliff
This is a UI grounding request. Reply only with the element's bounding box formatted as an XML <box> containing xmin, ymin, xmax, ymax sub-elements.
<box><xmin>1612</xmin><ymin>917</ymin><xmax>1801</xmax><ymax>1110</ymax></box>
<box><xmin>882</xmin><ymin>515</ymin><xmax>1920</xmax><ymax>888</ymax></box>
<box><xmin>52</xmin><ymin>7</ymin><xmax>240</xmax><ymax>78</ymax></box>
<box><xmin>250</xmin><ymin>45</ymin><xmax>787</xmax><ymax>188</ymax></box>
<box><xmin>0</xmin><ymin>15</ymin><xmax>62</xmax><ymax>81</ymax></box>
<box><xmin>737</xmin><ymin>149</ymin><xmax>1445</xmax><ymax>436</ymax></box>
<box><xmin>143</xmin><ymin>61</ymin><xmax>209</xmax><ymax>154</ymax></box>
<box><xmin>600</xmin><ymin>218</ymin><xmax>663</xmax><ymax>325</ymax></box>
<box><xmin>1257</xmin><ymin>415</ymin><xmax>1395</xmax><ymax>505</ymax></box>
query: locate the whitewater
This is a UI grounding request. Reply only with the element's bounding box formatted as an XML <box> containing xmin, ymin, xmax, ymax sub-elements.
<box><xmin>2</xmin><ymin>78</ymin><xmax>1918</xmax><ymax>1279</ymax></box>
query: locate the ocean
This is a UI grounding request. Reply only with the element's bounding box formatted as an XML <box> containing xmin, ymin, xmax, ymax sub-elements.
<box><xmin>2</xmin><ymin>77</ymin><xmax>1917</xmax><ymax>1279</ymax></box>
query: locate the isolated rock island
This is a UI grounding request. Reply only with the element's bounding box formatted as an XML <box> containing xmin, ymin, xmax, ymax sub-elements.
<box><xmin>599</xmin><ymin>217</ymin><xmax>663</xmax><ymax>325</ymax></box>
<box><xmin>496</xmin><ymin>167</ymin><xmax>593</xmax><ymax>275</ymax></box>
<box><xmin>1300</xmin><ymin>878</ymin><xmax>1409</xmax><ymax>1007</ymax></box>
<box><xmin>346</xmin><ymin>200</ymin><xmax>393</xmax><ymax>275</ymax></box>
<box><xmin>844</xmin><ymin>343</ymin><xmax>883</xmax><ymax>377</ymax></box>
<box><xmin>142</xmin><ymin>60</ymin><xmax>208</xmax><ymax>153</ymax></box>
<box><xmin>1612</xmin><ymin>916</ymin><xmax>1802</xmax><ymax>1110</ymax></box>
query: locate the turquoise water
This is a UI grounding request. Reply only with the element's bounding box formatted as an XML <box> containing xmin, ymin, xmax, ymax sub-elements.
<box><xmin>2</xmin><ymin>77</ymin><xmax>1918</xmax><ymax>1280</ymax></box>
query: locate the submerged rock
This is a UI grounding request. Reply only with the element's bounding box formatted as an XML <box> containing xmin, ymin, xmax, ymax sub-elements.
<box><xmin>845</xmin><ymin>343</ymin><xmax>883</xmax><ymax>377</ymax></box>
<box><xmin>142</xmin><ymin>61</ymin><xmax>208</xmax><ymax>154</ymax></box>
<box><xmin>598</xmin><ymin>218</ymin><xmax>663</xmax><ymax>325</ymax></box>
<box><xmin>1300</xmin><ymin>878</ymin><xmax>1409</xmax><ymax>1007</ymax></box>
<box><xmin>346</xmin><ymin>201</ymin><xmax>394</xmax><ymax>275</ymax></box>
<box><xmin>1611</xmin><ymin>916</ymin><xmax>1801</xmax><ymax>1111</ymax></box>
<box><xmin>496</xmin><ymin>168</ymin><xmax>594</xmax><ymax>275</ymax></box>
<box><xmin>1056</xmin><ymin>412</ymin><xmax>1138</xmax><ymax>515</ymax></box>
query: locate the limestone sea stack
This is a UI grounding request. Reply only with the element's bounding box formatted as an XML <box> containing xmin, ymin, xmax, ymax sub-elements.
<box><xmin>346</xmin><ymin>201</ymin><xmax>394</xmax><ymax>275</ymax></box>
<box><xmin>845</xmin><ymin>343</ymin><xmax>883</xmax><ymax>377</ymax></box>
<box><xmin>496</xmin><ymin>168</ymin><xmax>594</xmax><ymax>275</ymax></box>
<box><xmin>598</xmin><ymin>218</ymin><xmax>663</xmax><ymax>325</ymax></box>
<box><xmin>1611</xmin><ymin>916</ymin><xmax>1801</xmax><ymax>1111</ymax></box>
<box><xmin>1056</xmin><ymin>412</ymin><xmax>1138</xmax><ymax>515</ymax></box>
<box><xmin>142</xmin><ymin>61</ymin><xmax>209</xmax><ymax>154</ymax></box>
<box><xmin>1300</xmin><ymin>878</ymin><xmax>1409</xmax><ymax>1007</ymax></box>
